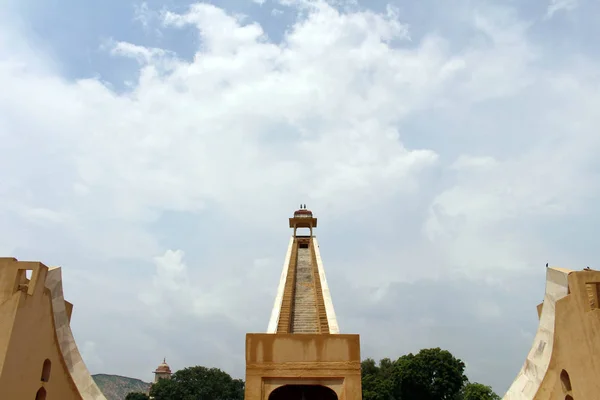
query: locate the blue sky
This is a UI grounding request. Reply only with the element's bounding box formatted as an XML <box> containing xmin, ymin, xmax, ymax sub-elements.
<box><xmin>2</xmin><ymin>0</ymin><xmax>600</xmax><ymax>395</ymax></box>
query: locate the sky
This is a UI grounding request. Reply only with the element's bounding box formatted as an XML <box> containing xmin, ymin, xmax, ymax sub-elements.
<box><xmin>1</xmin><ymin>0</ymin><xmax>600</xmax><ymax>395</ymax></box>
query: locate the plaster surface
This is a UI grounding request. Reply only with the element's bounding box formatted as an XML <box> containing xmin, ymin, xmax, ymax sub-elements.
<box><xmin>267</xmin><ymin>237</ymin><xmax>295</xmax><ymax>334</ymax></box>
<box><xmin>0</xmin><ymin>258</ymin><xmax>106</xmax><ymax>400</ymax></box>
<box><xmin>245</xmin><ymin>334</ymin><xmax>361</xmax><ymax>400</ymax></box>
<box><xmin>312</xmin><ymin>237</ymin><xmax>339</xmax><ymax>334</ymax></box>
<box><xmin>503</xmin><ymin>267</ymin><xmax>600</xmax><ymax>399</ymax></box>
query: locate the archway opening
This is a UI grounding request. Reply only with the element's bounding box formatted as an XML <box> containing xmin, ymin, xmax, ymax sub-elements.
<box><xmin>269</xmin><ymin>385</ymin><xmax>337</xmax><ymax>400</ymax></box>
<box><xmin>560</xmin><ymin>369</ymin><xmax>572</xmax><ymax>392</ymax></box>
<box><xmin>41</xmin><ymin>359</ymin><xmax>51</xmax><ymax>382</ymax></box>
<box><xmin>295</xmin><ymin>228</ymin><xmax>312</xmax><ymax>239</ymax></box>
<box><xmin>565</xmin><ymin>396</ymin><xmax>574</xmax><ymax>400</ymax></box>
<box><xmin>35</xmin><ymin>387</ymin><xmax>46</xmax><ymax>400</ymax></box>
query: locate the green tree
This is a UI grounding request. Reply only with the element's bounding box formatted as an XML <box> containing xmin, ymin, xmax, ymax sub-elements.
<box><xmin>362</xmin><ymin>373</ymin><xmax>395</xmax><ymax>400</ymax></box>
<box><xmin>361</xmin><ymin>358</ymin><xmax>397</xmax><ymax>400</ymax></box>
<box><xmin>362</xmin><ymin>358</ymin><xmax>379</xmax><ymax>377</ymax></box>
<box><xmin>393</xmin><ymin>348</ymin><xmax>467</xmax><ymax>400</ymax></box>
<box><xmin>361</xmin><ymin>348</ymin><xmax>469</xmax><ymax>400</ymax></box>
<box><xmin>150</xmin><ymin>366</ymin><xmax>244</xmax><ymax>400</ymax></box>
<box><xmin>125</xmin><ymin>393</ymin><xmax>150</xmax><ymax>400</ymax></box>
<box><xmin>461</xmin><ymin>382</ymin><xmax>501</xmax><ymax>400</ymax></box>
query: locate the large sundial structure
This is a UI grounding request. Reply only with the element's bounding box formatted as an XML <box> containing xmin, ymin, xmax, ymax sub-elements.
<box><xmin>244</xmin><ymin>207</ymin><xmax>362</xmax><ymax>400</ymax></box>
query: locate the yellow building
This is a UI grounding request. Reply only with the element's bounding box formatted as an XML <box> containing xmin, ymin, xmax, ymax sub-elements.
<box><xmin>0</xmin><ymin>258</ymin><xmax>106</xmax><ymax>400</ymax></box>
<box><xmin>244</xmin><ymin>207</ymin><xmax>362</xmax><ymax>400</ymax></box>
<box><xmin>152</xmin><ymin>359</ymin><xmax>172</xmax><ymax>384</ymax></box>
<box><xmin>148</xmin><ymin>358</ymin><xmax>172</xmax><ymax>398</ymax></box>
<box><xmin>503</xmin><ymin>267</ymin><xmax>600</xmax><ymax>399</ymax></box>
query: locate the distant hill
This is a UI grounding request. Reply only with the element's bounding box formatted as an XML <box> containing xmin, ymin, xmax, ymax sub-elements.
<box><xmin>92</xmin><ymin>374</ymin><xmax>151</xmax><ymax>400</ymax></box>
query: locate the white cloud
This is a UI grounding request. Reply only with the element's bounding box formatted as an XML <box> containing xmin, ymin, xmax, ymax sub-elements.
<box><xmin>450</xmin><ymin>155</ymin><xmax>498</xmax><ymax>171</ymax></box>
<box><xmin>2</xmin><ymin>0</ymin><xmax>600</xmax><ymax>393</ymax></box>
<box><xmin>139</xmin><ymin>250</ymin><xmax>228</xmax><ymax>318</ymax></box>
<box><xmin>133</xmin><ymin>2</ymin><xmax>152</xmax><ymax>28</ymax></box>
<box><xmin>80</xmin><ymin>340</ymin><xmax>103</xmax><ymax>371</ymax></box>
<box><xmin>109</xmin><ymin>41</ymin><xmax>173</xmax><ymax>64</ymax></box>
<box><xmin>2</xmin><ymin>0</ymin><xmax>448</xmax><ymax>252</ymax></box>
<box><xmin>133</xmin><ymin>1</ymin><xmax>164</xmax><ymax>38</ymax></box>
<box><xmin>19</xmin><ymin>207</ymin><xmax>66</xmax><ymax>225</ymax></box>
<box><xmin>546</xmin><ymin>0</ymin><xmax>579</xmax><ymax>18</ymax></box>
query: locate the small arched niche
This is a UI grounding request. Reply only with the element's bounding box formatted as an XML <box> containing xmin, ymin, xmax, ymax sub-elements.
<box><xmin>565</xmin><ymin>395</ymin><xmax>574</xmax><ymax>400</ymax></box>
<box><xmin>40</xmin><ymin>359</ymin><xmax>51</xmax><ymax>382</ymax></box>
<box><xmin>560</xmin><ymin>369</ymin><xmax>572</xmax><ymax>392</ymax></box>
<box><xmin>269</xmin><ymin>384</ymin><xmax>338</xmax><ymax>400</ymax></box>
<box><xmin>35</xmin><ymin>387</ymin><xmax>47</xmax><ymax>400</ymax></box>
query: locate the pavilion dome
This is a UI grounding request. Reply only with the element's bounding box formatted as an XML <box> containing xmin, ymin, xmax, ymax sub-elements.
<box><xmin>294</xmin><ymin>208</ymin><xmax>313</xmax><ymax>217</ymax></box>
<box><xmin>154</xmin><ymin>359</ymin><xmax>172</xmax><ymax>374</ymax></box>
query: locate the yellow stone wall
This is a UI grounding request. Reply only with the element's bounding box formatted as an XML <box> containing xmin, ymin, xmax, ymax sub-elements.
<box><xmin>0</xmin><ymin>259</ymin><xmax>82</xmax><ymax>399</ymax></box>
<box><xmin>533</xmin><ymin>270</ymin><xmax>600</xmax><ymax>399</ymax></box>
<box><xmin>245</xmin><ymin>333</ymin><xmax>362</xmax><ymax>400</ymax></box>
<box><xmin>0</xmin><ymin>258</ymin><xmax>106</xmax><ymax>400</ymax></box>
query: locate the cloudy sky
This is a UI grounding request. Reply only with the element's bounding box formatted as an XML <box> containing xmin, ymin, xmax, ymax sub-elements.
<box><xmin>2</xmin><ymin>0</ymin><xmax>600</xmax><ymax>395</ymax></box>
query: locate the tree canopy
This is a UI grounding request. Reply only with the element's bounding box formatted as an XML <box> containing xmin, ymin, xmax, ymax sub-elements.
<box><xmin>461</xmin><ymin>382</ymin><xmax>502</xmax><ymax>400</ymax></box>
<box><xmin>149</xmin><ymin>365</ymin><xmax>244</xmax><ymax>400</ymax></box>
<box><xmin>361</xmin><ymin>347</ymin><xmax>500</xmax><ymax>400</ymax></box>
<box><xmin>125</xmin><ymin>393</ymin><xmax>149</xmax><ymax>400</ymax></box>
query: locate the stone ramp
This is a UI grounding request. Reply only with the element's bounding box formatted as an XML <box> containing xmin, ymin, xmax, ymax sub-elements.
<box><xmin>46</xmin><ymin>268</ymin><xmax>107</xmax><ymax>400</ymax></box>
<box><xmin>502</xmin><ymin>267</ymin><xmax>570</xmax><ymax>400</ymax></box>
<box><xmin>267</xmin><ymin>235</ymin><xmax>339</xmax><ymax>335</ymax></box>
<box><xmin>290</xmin><ymin>247</ymin><xmax>319</xmax><ymax>333</ymax></box>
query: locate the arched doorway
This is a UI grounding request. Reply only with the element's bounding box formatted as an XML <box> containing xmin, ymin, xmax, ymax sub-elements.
<box><xmin>269</xmin><ymin>385</ymin><xmax>337</xmax><ymax>400</ymax></box>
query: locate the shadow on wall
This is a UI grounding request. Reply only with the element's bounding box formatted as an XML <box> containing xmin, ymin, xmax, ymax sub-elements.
<box><xmin>35</xmin><ymin>387</ymin><xmax>46</xmax><ymax>400</ymax></box>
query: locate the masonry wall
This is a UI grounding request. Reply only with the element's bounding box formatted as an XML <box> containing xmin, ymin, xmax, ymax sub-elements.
<box><xmin>0</xmin><ymin>259</ymin><xmax>82</xmax><ymax>400</ymax></box>
<box><xmin>533</xmin><ymin>270</ymin><xmax>600</xmax><ymax>400</ymax></box>
<box><xmin>245</xmin><ymin>333</ymin><xmax>362</xmax><ymax>400</ymax></box>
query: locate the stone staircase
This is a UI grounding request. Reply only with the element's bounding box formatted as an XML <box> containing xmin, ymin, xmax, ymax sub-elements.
<box><xmin>290</xmin><ymin>247</ymin><xmax>320</xmax><ymax>333</ymax></box>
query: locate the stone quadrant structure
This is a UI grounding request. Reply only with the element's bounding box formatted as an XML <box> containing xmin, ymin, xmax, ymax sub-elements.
<box><xmin>503</xmin><ymin>266</ymin><xmax>600</xmax><ymax>400</ymax></box>
<box><xmin>0</xmin><ymin>258</ymin><xmax>106</xmax><ymax>400</ymax></box>
<box><xmin>245</xmin><ymin>208</ymin><xmax>362</xmax><ymax>400</ymax></box>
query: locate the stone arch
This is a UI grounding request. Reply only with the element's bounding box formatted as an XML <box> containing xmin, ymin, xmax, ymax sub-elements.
<box><xmin>35</xmin><ymin>387</ymin><xmax>47</xmax><ymax>400</ymax></box>
<box><xmin>268</xmin><ymin>384</ymin><xmax>337</xmax><ymax>400</ymax></box>
<box><xmin>40</xmin><ymin>359</ymin><xmax>51</xmax><ymax>382</ymax></box>
<box><xmin>560</xmin><ymin>369</ymin><xmax>572</xmax><ymax>392</ymax></box>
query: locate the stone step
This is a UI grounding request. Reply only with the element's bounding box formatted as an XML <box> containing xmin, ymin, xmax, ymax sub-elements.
<box><xmin>281</xmin><ymin>243</ymin><xmax>329</xmax><ymax>334</ymax></box>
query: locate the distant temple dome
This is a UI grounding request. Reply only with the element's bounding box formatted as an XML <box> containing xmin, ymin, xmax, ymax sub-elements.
<box><xmin>153</xmin><ymin>358</ymin><xmax>172</xmax><ymax>374</ymax></box>
<box><xmin>294</xmin><ymin>209</ymin><xmax>313</xmax><ymax>216</ymax></box>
